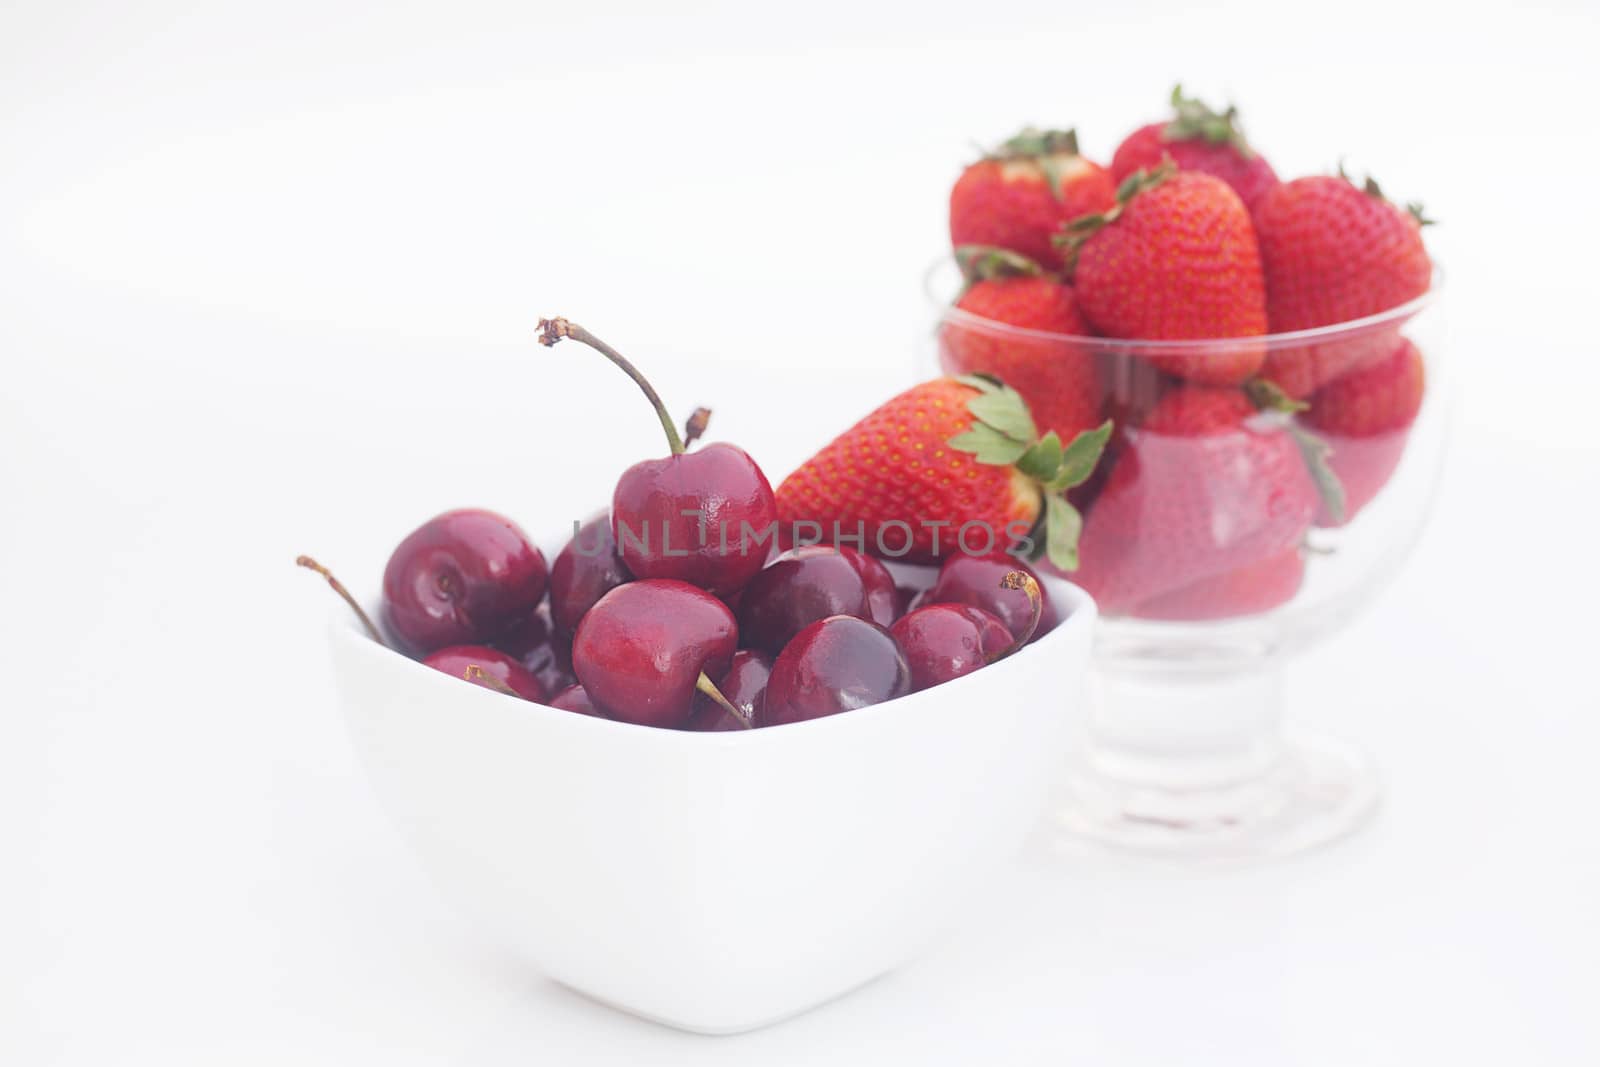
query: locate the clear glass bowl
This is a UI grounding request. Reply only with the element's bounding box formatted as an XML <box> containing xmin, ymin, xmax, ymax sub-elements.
<box><xmin>924</xmin><ymin>256</ymin><xmax>1449</xmax><ymax>862</ymax></box>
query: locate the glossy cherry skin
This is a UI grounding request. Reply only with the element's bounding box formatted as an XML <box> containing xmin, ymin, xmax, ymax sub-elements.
<box><xmin>685</xmin><ymin>649</ymin><xmax>773</xmax><ymax>731</ymax></box>
<box><xmin>763</xmin><ymin>616</ymin><xmax>911</xmax><ymax>726</ymax></box>
<box><xmin>548</xmin><ymin>512</ymin><xmax>631</xmax><ymax>638</ymax></box>
<box><xmin>737</xmin><ymin>546</ymin><xmax>898</xmax><ymax>655</ymax></box>
<box><xmin>549</xmin><ymin>684</ymin><xmax>607</xmax><ymax>718</ymax></box>
<box><xmin>612</xmin><ymin>442</ymin><xmax>777</xmax><ymax>596</ymax></box>
<box><xmin>890</xmin><ymin>604</ymin><xmax>1012</xmax><ymax>691</ymax></box>
<box><xmin>924</xmin><ymin>553</ymin><xmax>1054</xmax><ymax>642</ymax></box>
<box><xmin>421</xmin><ymin>645</ymin><xmax>547</xmax><ymax>702</ymax></box>
<box><xmin>490</xmin><ymin>608</ymin><xmax>576</xmax><ymax>694</ymax></box>
<box><xmin>571</xmin><ymin>579</ymin><xmax>738</xmax><ymax>728</ymax></box>
<box><xmin>382</xmin><ymin>509</ymin><xmax>548</xmax><ymax>655</ymax></box>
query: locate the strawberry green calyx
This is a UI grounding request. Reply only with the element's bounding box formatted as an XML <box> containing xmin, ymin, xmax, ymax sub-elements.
<box><xmin>1339</xmin><ymin>165</ymin><xmax>1437</xmax><ymax>226</ymax></box>
<box><xmin>1244</xmin><ymin>377</ymin><xmax>1309</xmax><ymax>414</ymax></box>
<box><xmin>992</xmin><ymin>126</ymin><xmax>1081</xmax><ymax>160</ymax></box>
<box><xmin>988</xmin><ymin>127</ymin><xmax>1083</xmax><ymax>201</ymax></box>
<box><xmin>1053</xmin><ymin>160</ymin><xmax>1176</xmax><ymax>267</ymax></box>
<box><xmin>1246</xmin><ymin>378</ymin><xmax>1347</xmax><ymax>525</ymax></box>
<box><xmin>954</xmin><ymin>245</ymin><xmax>1047</xmax><ymax>286</ymax></box>
<box><xmin>946</xmin><ymin>374</ymin><xmax>1112</xmax><ymax>571</ymax></box>
<box><xmin>1163</xmin><ymin>83</ymin><xmax>1254</xmax><ymax>158</ymax></box>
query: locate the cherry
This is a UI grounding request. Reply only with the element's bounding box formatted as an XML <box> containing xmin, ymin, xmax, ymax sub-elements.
<box><xmin>300</xmin><ymin>555</ymin><xmax>556</xmax><ymax>706</ymax></box>
<box><xmin>571</xmin><ymin>578</ymin><xmax>745</xmax><ymax>729</ymax></box>
<box><xmin>890</xmin><ymin>605</ymin><xmax>1010</xmax><ymax>691</ymax></box>
<box><xmin>548</xmin><ymin>512</ymin><xmax>631</xmax><ymax>638</ymax></box>
<box><xmin>924</xmin><ymin>553</ymin><xmax>1055</xmax><ymax>642</ymax></box>
<box><xmin>550</xmin><ymin>684</ymin><xmax>607</xmax><ymax>718</ymax></box>
<box><xmin>422</xmin><ymin>646</ymin><xmax>548</xmax><ymax>701</ymax></box>
<box><xmin>538</xmin><ymin>318</ymin><xmax>777</xmax><ymax>595</ymax></box>
<box><xmin>890</xmin><ymin>570</ymin><xmax>1042</xmax><ymax>692</ymax></box>
<box><xmin>737</xmin><ymin>546</ymin><xmax>898</xmax><ymax>655</ymax></box>
<box><xmin>763</xmin><ymin>616</ymin><xmax>911</xmax><ymax>726</ymax></box>
<box><xmin>686</xmin><ymin>649</ymin><xmax>773</xmax><ymax>731</ymax></box>
<box><xmin>381</xmin><ymin>508</ymin><xmax>548</xmax><ymax>655</ymax></box>
<box><xmin>490</xmin><ymin>608</ymin><xmax>577</xmax><ymax>694</ymax></box>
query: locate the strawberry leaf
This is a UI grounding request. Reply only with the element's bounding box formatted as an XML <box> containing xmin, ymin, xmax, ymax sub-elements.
<box><xmin>1043</xmin><ymin>494</ymin><xmax>1084</xmax><ymax>572</ymax></box>
<box><xmin>954</xmin><ymin>373</ymin><xmax>1003</xmax><ymax>395</ymax></box>
<box><xmin>1164</xmin><ymin>84</ymin><xmax>1253</xmax><ymax>157</ymax></box>
<box><xmin>954</xmin><ymin>245</ymin><xmax>1045</xmax><ymax>284</ymax></box>
<box><xmin>1290</xmin><ymin>425</ymin><xmax>1347</xmax><ymax>525</ymax></box>
<box><xmin>1015</xmin><ymin>431</ymin><xmax>1064</xmax><ymax>481</ymax></box>
<box><xmin>1042</xmin><ymin>420</ymin><xmax>1113</xmax><ymax>491</ymax></box>
<box><xmin>967</xmin><ymin>387</ymin><xmax>1038</xmax><ymax>443</ymax></box>
<box><xmin>994</xmin><ymin>126</ymin><xmax>1080</xmax><ymax>160</ymax></box>
<box><xmin>949</xmin><ymin>424</ymin><xmax>1029</xmax><ymax>465</ymax></box>
<box><xmin>1245</xmin><ymin>378</ymin><xmax>1309</xmax><ymax>414</ymax></box>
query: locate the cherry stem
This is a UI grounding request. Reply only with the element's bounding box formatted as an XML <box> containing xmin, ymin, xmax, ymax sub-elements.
<box><xmin>464</xmin><ymin>664</ymin><xmax>523</xmax><ymax>699</ymax></box>
<box><xmin>696</xmin><ymin>671</ymin><xmax>752</xmax><ymax>729</ymax></box>
<box><xmin>538</xmin><ymin>317</ymin><xmax>685</xmax><ymax>455</ymax></box>
<box><xmin>296</xmin><ymin>555</ymin><xmax>385</xmax><ymax>646</ymax></box>
<box><xmin>682</xmin><ymin>406</ymin><xmax>712</xmax><ymax>449</ymax></box>
<box><xmin>990</xmin><ymin>571</ymin><xmax>1044</xmax><ymax>662</ymax></box>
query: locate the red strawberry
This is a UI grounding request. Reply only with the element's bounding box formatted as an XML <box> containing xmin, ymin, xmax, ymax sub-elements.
<box><xmin>1069</xmin><ymin>386</ymin><xmax>1316</xmax><ymax>615</ymax></box>
<box><xmin>950</xmin><ymin>128</ymin><xmax>1117</xmax><ymax>272</ymax></box>
<box><xmin>1061</xmin><ymin>165</ymin><xmax>1268</xmax><ymax>384</ymax></box>
<box><xmin>1134</xmin><ymin>548</ymin><xmax>1305</xmax><ymax>621</ymax></box>
<box><xmin>1110</xmin><ymin>85</ymin><xmax>1279</xmax><ymax>209</ymax></box>
<box><xmin>1302</xmin><ymin>337</ymin><xmax>1426</xmax><ymax>525</ymax></box>
<box><xmin>776</xmin><ymin>376</ymin><xmax>1110</xmax><ymax>571</ymax></box>
<box><xmin>1254</xmin><ymin>173</ymin><xmax>1433</xmax><ymax>397</ymax></box>
<box><xmin>938</xmin><ymin>247</ymin><xmax>1104</xmax><ymax>445</ymax></box>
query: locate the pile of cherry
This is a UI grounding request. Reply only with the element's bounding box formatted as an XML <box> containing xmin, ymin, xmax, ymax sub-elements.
<box><xmin>300</xmin><ymin>318</ymin><xmax>1052</xmax><ymax>730</ymax></box>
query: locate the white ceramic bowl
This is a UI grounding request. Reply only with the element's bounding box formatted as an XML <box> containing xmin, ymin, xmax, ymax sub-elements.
<box><xmin>326</xmin><ymin>557</ymin><xmax>1095</xmax><ymax>1034</ymax></box>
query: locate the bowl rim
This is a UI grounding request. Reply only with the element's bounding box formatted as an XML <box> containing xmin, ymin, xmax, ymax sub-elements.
<box><xmin>925</xmin><ymin>254</ymin><xmax>1442</xmax><ymax>352</ymax></box>
<box><xmin>330</xmin><ymin>560</ymin><xmax>1098</xmax><ymax>745</ymax></box>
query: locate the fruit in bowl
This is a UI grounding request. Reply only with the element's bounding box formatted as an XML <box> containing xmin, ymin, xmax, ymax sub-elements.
<box><xmin>297</xmin><ymin>320</ymin><xmax>1097</xmax><ymax>1032</ymax></box>
<box><xmin>914</xmin><ymin>86</ymin><xmax>1448</xmax><ymax>859</ymax></box>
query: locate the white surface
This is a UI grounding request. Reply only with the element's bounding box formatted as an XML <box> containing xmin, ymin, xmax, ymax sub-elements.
<box><xmin>328</xmin><ymin>565</ymin><xmax>1091</xmax><ymax>1034</ymax></box>
<box><xmin>3</xmin><ymin>1</ymin><xmax>1598</xmax><ymax>1063</ymax></box>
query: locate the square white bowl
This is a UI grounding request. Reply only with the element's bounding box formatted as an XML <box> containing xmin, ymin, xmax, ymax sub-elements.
<box><xmin>326</xmin><ymin>558</ymin><xmax>1094</xmax><ymax>1034</ymax></box>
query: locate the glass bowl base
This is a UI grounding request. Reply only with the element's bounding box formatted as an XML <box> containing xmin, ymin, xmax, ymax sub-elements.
<box><xmin>1054</xmin><ymin>728</ymin><xmax>1382</xmax><ymax>864</ymax></box>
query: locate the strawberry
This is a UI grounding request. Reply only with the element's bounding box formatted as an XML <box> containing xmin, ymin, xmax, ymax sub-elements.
<box><xmin>938</xmin><ymin>247</ymin><xmax>1104</xmax><ymax>445</ymax></box>
<box><xmin>1068</xmin><ymin>385</ymin><xmax>1316</xmax><ymax>615</ymax></box>
<box><xmin>1060</xmin><ymin>164</ymin><xmax>1268</xmax><ymax>384</ymax></box>
<box><xmin>1302</xmin><ymin>337</ymin><xmax>1426</xmax><ymax>525</ymax></box>
<box><xmin>776</xmin><ymin>376</ymin><xmax>1111</xmax><ymax>571</ymax></box>
<box><xmin>1134</xmin><ymin>548</ymin><xmax>1305</xmax><ymax>621</ymax></box>
<box><xmin>950</xmin><ymin>128</ymin><xmax>1117</xmax><ymax>272</ymax></box>
<box><xmin>1254</xmin><ymin>173</ymin><xmax>1433</xmax><ymax>398</ymax></box>
<box><xmin>1110</xmin><ymin>85</ymin><xmax>1279</xmax><ymax>209</ymax></box>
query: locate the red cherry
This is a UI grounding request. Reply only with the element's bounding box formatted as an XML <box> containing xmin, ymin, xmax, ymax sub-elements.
<box><xmin>890</xmin><ymin>604</ymin><xmax>1012</xmax><ymax>691</ymax></box>
<box><xmin>925</xmin><ymin>553</ymin><xmax>1055</xmax><ymax>642</ymax></box>
<box><xmin>737</xmin><ymin>546</ymin><xmax>898</xmax><ymax>655</ymax></box>
<box><xmin>490</xmin><ymin>608</ymin><xmax>576</xmax><ymax>694</ymax></box>
<box><xmin>548</xmin><ymin>512</ymin><xmax>631</xmax><ymax>638</ymax></box>
<box><xmin>571</xmin><ymin>579</ymin><xmax>742</xmax><ymax>729</ymax></box>
<box><xmin>549</xmin><ymin>684</ymin><xmax>607</xmax><ymax>718</ymax></box>
<box><xmin>763</xmin><ymin>616</ymin><xmax>911</xmax><ymax>725</ymax></box>
<box><xmin>686</xmin><ymin>649</ymin><xmax>773</xmax><ymax>731</ymax></box>
<box><xmin>538</xmin><ymin>318</ymin><xmax>777</xmax><ymax>595</ymax></box>
<box><xmin>422</xmin><ymin>645</ymin><xmax>547</xmax><ymax>702</ymax></box>
<box><xmin>381</xmin><ymin>509</ymin><xmax>548</xmax><ymax>655</ymax></box>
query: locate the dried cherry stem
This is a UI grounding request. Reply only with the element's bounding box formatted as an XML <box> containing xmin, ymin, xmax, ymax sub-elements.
<box><xmin>696</xmin><ymin>672</ymin><xmax>752</xmax><ymax>729</ymax></box>
<box><xmin>538</xmin><ymin>317</ymin><xmax>685</xmax><ymax>455</ymax></box>
<box><xmin>990</xmin><ymin>571</ymin><xmax>1044</xmax><ymax>662</ymax></box>
<box><xmin>464</xmin><ymin>664</ymin><xmax>523</xmax><ymax>698</ymax></box>
<box><xmin>682</xmin><ymin>406</ymin><xmax>712</xmax><ymax>449</ymax></box>
<box><xmin>296</xmin><ymin>555</ymin><xmax>384</xmax><ymax>645</ymax></box>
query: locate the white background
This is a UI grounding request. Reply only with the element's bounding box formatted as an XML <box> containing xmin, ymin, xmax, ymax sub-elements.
<box><xmin>4</xmin><ymin>1</ymin><xmax>1599</xmax><ymax>1063</ymax></box>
